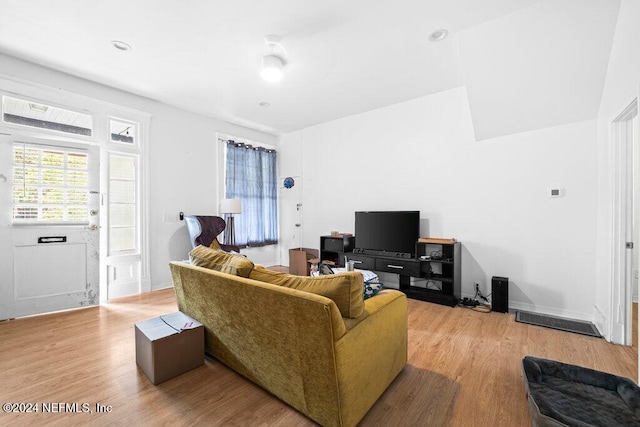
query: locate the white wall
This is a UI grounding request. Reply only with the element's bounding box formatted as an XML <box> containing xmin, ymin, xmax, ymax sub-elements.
<box><xmin>595</xmin><ymin>0</ymin><xmax>640</xmax><ymax>337</ymax></box>
<box><xmin>278</xmin><ymin>132</ymin><xmax>306</xmax><ymax>262</ymax></box>
<box><xmin>279</xmin><ymin>87</ymin><xmax>599</xmax><ymax>321</ymax></box>
<box><xmin>279</xmin><ymin>0</ymin><xmax>640</xmax><ymax>328</ymax></box>
<box><xmin>147</xmin><ymin>106</ymin><xmax>277</xmax><ymax>288</ymax></box>
<box><xmin>0</xmin><ymin>53</ymin><xmax>278</xmax><ymax>292</ymax></box>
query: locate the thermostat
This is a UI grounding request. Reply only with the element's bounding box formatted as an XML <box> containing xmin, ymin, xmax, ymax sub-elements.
<box><xmin>548</xmin><ymin>187</ymin><xmax>564</xmax><ymax>198</ymax></box>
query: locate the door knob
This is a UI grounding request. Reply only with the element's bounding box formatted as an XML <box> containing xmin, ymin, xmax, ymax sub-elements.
<box><xmin>90</xmin><ymin>209</ymin><xmax>98</xmax><ymax>216</ymax></box>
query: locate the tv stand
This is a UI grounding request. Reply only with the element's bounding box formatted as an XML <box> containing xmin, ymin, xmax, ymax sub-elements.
<box><xmin>345</xmin><ymin>241</ymin><xmax>461</xmax><ymax>307</ymax></box>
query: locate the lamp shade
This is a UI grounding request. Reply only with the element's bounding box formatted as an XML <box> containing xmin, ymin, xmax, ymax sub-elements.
<box><xmin>220</xmin><ymin>198</ymin><xmax>242</xmax><ymax>214</ymax></box>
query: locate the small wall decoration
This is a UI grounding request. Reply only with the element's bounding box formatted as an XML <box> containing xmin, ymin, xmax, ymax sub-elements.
<box><xmin>283</xmin><ymin>176</ymin><xmax>295</xmax><ymax>189</ymax></box>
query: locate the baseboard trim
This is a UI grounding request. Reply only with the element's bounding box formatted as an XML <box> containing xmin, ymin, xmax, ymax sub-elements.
<box><xmin>151</xmin><ymin>282</ymin><xmax>174</xmax><ymax>292</ymax></box>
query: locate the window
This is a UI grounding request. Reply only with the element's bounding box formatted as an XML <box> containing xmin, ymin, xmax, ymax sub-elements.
<box><xmin>225</xmin><ymin>141</ymin><xmax>278</xmax><ymax>247</ymax></box>
<box><xmin>3</xmin><ymin>96</ymin><xmax>93</xmax><ymax>137</ymax></box>
<box><xmin>109</xmin><ymin>119</ymin><xmax>136</xmax><ymax>144</ymax></box>
<box><xmin>12</xmin><ymin>144</ymin><xmax>89</xmax><ymax>223</ymax></box>
<box><xmin>108</xmin><ymin>154</ymin><xmax>137</xmax><ymax>254</ymax></box>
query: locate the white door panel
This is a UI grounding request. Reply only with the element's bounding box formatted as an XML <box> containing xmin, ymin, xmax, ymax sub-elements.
<box><xmin>0</xmin><ymin>138</ymin><xmax>99</xmax><ymax>320</ymax></box>
<box><xmin>15</xmin><ymin>243</ymin><xmax>87</xmax><ymax>299</ymax></box>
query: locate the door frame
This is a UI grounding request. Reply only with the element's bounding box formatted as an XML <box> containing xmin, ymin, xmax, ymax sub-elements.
<box><xmin>611</xmin><ymin>97</ymin><xmax>638</xmax><ymax>346</ymax></box>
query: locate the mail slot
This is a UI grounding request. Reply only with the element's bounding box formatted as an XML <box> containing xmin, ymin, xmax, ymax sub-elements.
<box><xmin>38</xmin><ymin>236</ymin><xmax>67</xmax><ymax>244</ymax></box>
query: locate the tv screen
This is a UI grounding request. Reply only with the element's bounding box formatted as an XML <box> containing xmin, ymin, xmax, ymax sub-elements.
<box><xmin>355</xmin><ymin>211</ymin><xmax>420</xmax><ymax>256</ymax></box>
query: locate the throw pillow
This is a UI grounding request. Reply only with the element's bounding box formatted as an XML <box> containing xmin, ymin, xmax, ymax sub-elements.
<box><xmin>363</xmin><ymin>281</ymin><xmax>383</xmax><ymax>299</ymax></box>
<box><xmin>189</xmin><ymin>245</ymin><xmax>254</xmax><ymax>278</ymax></box>
<box><xmin>249</xmin><ymin>266</ymin><xmax>364</xmax><ymax>318</ymax></box>
<box><xmin>209</xmin><ymin>239</ymin><xmax>221</xmax><ymax>251</ymax></box>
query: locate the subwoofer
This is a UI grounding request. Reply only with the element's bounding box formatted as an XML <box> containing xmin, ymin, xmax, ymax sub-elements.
<box><xmin>491</xmin><ymin>276</ymin><xmax>509</xmax><ymax>313</ymax></box>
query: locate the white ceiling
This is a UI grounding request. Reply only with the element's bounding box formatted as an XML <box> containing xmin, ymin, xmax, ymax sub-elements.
<box><xmin>0</xmin><ymin>0</ymin><xmax>621</xmax><ymax>138</ymax></box>
<box><xmin>458</xmin><ymin>0</ymin><xmax>620</xmax><ymax>140</ymax></box>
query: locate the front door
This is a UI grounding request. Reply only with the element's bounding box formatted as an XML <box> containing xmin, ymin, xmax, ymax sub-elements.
<box><xmin>0</xmin><ymin>136</ymin><xmax>100</xmax><ymax>320</ymax></box>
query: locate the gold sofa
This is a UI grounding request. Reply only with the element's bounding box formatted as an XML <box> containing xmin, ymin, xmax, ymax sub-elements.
<box><xmin>169</xmin><ymin>248</ymin><xmax>407</xmax><ymax>427</ymax></box>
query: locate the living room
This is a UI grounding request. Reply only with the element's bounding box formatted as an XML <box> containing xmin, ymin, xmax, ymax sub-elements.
<box><xmin>1</xmin><ymin>0</ymin><xmax>640</xmax><ymax>425</ymax></box>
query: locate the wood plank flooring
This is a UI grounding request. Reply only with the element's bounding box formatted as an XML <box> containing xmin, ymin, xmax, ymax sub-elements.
<box><xmin>0</xmin><ymin>289</ymin><xmax>636</xmax><ymax>426</ymax></box>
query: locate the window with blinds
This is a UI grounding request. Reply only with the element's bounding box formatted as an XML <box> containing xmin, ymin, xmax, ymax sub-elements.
<box><xmin>109</xmin><ymin>154</ymin><xmax>137</xmax><ymax>254</ymax></box>
<box><xmin>12</xmin><ymin>144</ymin><xmax>89</xmax><ymax>223</ymax></box>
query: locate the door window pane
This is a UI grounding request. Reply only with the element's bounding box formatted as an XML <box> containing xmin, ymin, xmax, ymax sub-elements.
<box><xmin>110</xmin><ymin>119</ymin><xmax>136</xmax><ymax>144</ymax></box>
<box><xmin>12</xmin><ymin>144</ymin><xmax>89</xmax><ymax>223</ymax></box>
<box><xmin>109</xmin><ymin>154</ymin><xmax>137</xmax><ymax>254</ymax></box>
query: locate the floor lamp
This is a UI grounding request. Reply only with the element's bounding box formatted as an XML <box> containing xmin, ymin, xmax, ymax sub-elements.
<box><xmin>220</xmin><ymin>199</ymin><xmax>241</xmax><ymax>246</ymax></box>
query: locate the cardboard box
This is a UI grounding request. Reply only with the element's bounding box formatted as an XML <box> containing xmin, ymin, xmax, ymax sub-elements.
<box><xmin>135</xmin><ymin>312</ymin><xmax>204</xmax><ymax>385</ymax></box>
<box><xmin>289</xmin><ymin>247</ymin><xmax>319</xmax><ymax>276</ymax></box>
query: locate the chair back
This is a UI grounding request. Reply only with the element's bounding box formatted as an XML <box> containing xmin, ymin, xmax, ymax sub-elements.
<box><xmin>184</xmin><ymin>215</ymin><xmax>226</xmax><ymax>248</ymax></box>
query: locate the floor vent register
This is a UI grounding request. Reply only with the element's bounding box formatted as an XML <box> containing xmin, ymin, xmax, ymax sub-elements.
<box><xmin>515</xmin><ymin>310</ymin><xmax>601</xmax><ymax>338</ymax></box>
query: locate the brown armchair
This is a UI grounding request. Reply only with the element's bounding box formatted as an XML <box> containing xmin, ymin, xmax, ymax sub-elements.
<box><xmin>184</xmin><ymin>215</ymin><xmax>240</xmax><ymax>253</ymax></box>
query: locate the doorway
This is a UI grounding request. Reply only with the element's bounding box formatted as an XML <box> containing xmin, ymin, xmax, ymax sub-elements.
<box><xmin>0</xmin><ymin>87</ymin><xmax>149</xmax><ymax>320</ymax></box>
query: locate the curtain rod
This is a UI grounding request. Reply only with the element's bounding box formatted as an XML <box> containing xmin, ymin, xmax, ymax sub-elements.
<box><xmin>220</xmin><ymin>138</ymin><xmax>276</xmax><ymax>153</ymax></box>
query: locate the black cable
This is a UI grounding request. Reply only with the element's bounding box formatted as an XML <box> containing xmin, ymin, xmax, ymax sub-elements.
<box><xmin>457</xmin><ymin>301</ymin><xmax>491</xmax><ymax>313</ymax></box>
<box><xmin>426</xmin><ymin>280</ymin><xmax>442</xmax><ymax>291</ymax></box>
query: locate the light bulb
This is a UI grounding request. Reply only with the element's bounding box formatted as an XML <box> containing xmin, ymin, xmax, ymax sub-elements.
<box><xmin>261</xmin><ymin>55</ymin><xmax>284</xmax><ymax>83</ymax></box>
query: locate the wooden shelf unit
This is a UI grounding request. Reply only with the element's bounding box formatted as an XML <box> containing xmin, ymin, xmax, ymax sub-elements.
<box><xmin>413</xmin><ymin>241</ymin><xmax>461</xmax><ymax>306</ymax></box>
<box><xmin>320</xmin><ymin>235</ymin><xmax>355</xmax><ymax>267</ymax></box>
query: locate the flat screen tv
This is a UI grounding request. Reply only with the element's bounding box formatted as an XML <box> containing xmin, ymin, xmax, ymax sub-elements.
<box><xmin>355</xmin><ymin>211</ymin><xmax>420</xmax><ymax>256</ymax></box>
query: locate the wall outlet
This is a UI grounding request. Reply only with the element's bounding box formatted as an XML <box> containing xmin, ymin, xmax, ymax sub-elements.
<box><xmin>474</xmin><ymin>281</ymin><xmax>482</xmax><ymax>291</ymax></box>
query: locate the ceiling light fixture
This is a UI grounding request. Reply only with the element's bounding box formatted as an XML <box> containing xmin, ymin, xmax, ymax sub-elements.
<box><xmin>111</xmin><ymin>40</ymin><xmax>132</xmax><ymax>51</ymax></box>
<box><xmin>260</xmin><ymin>35</ymin><xmax>287</xmax><ymax>83</ymax></box>
<box><xmin>261</xmin><ymin>55</ymin><xmax>284</xmax><ymax>83</ymax></box>
<box><xmin>428</xmin><ymin>29</ymin><xmax>449</xmax><ymax>43</ymax></box>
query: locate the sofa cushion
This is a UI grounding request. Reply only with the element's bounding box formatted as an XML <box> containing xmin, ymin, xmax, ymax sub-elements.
<box><xmin>189</xmin><ymin>245</ymin><xmax>254</xmax><ymax>277</ymax></box>
<box><xmin>249</xmin><ymin>266</ymin><xmax>365</xmax><ymax>318</ymax></box>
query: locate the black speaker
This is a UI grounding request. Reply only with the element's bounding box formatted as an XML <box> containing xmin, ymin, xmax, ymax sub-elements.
<box><xmin>491</xmin><ymin>276</ymin><xmax>509</xmax><ymax>313</ymax></box>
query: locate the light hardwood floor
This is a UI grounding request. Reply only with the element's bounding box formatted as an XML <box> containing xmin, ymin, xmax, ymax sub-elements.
<box><xmin>0</xmin><ymin>289</ymin><xmax>636</xmax><ymax>426</ymax></box>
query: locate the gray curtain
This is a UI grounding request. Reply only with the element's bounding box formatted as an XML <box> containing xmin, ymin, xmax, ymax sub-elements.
<box><xmin>225</xmin><ymin>141</ymin><xmax>278</xmax><ymax>247</ymax></box>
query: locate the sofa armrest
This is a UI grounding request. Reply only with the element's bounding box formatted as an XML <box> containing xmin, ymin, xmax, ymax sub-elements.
<box><xmin>333</xmin><ymin>290</ymin><xmax>408</xmax><ymax>426</ymax></box>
